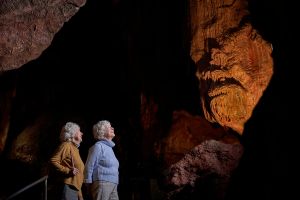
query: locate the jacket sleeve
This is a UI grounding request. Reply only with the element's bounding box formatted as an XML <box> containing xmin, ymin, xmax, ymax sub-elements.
<box><xmin>83</xmin><ymin>144</ymin><xmax>100</xmax><ymax>183</ymax></box>
<box><xmin>50</xmin><ymin>143</ymin><xmax>72</xmax><ymax>175</ymax></box>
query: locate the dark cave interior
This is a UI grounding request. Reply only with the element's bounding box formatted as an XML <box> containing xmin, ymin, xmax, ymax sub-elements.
<box><xmin>6</xmin><ymin>0</ymin><xmax>201</xmax><ymax>140</ymax></box>
<box><xmin>0</xmin><ymin>0</ymin><xmax>298</xmax><ymax>199</ymax></box>
<box><xmin>0</xmin><ymin>0</ymin><xmax>199</xmax><ymax>199</ymax></box>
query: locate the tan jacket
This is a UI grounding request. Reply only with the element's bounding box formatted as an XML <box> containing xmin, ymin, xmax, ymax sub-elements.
<box><xmin>50</xmin><ymin>141</ymin><xmax>84</xmax><ymax>198</ymax></box>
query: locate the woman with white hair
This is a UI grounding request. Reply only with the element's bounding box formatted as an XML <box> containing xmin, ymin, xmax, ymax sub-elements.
<box><xmin>84</xmin><ymin>120</ymin><xmax>119</xmax><ymax>200</ymax></box>
<box><xmin>50</xmin><ymin>122</ymin><xmax>84</xmax><ymax>200</ymax></box>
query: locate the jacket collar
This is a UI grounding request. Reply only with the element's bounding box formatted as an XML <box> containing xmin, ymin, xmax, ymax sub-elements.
<box><xmin>98</xmin><ymin>139</ymin><xmax>115</xmax><ymax>147</ymax></box>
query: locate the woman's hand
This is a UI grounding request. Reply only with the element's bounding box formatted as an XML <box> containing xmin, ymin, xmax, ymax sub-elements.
<box><xmin>70</xmin><ymin>167</ymin><xmax>79</xmax><ymax>176</ymax></box>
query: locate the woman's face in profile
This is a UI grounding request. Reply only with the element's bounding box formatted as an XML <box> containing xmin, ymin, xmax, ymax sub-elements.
<box><xmin>73</xmin><ymin>129</ymin><xmax>83</xmax><ymax>144</ymax></box>
<box><xmin>197</xmin><ymin>25</ymin><xmax>273</xmax><ymax>134</ymax></box>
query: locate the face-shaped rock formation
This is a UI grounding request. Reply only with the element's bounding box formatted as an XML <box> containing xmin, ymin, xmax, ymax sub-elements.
<box><xmin>199</xmin><ymin>24</ymin><xmax>273</xmax><ymax>134</ymax></box>
<box><xmin>190</xmin><ymin>0</ymin><xmax>273</xmax><ymax>134</ymax></box>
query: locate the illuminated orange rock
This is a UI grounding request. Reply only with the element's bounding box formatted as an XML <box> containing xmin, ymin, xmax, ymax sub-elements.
<box><xmin>154</xmin><ymin>110</ymin><xmax>239</xmax><ymax>167</ymax></box>
<box><xmin>190</xmin><ymin>0</ymin><xmax>273</xmax><ymax>134</ymax></box>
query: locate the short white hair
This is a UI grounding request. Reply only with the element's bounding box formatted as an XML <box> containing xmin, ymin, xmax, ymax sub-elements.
<box><xmin>60</xmin><ymin>122</ymin><xmax>80</xmax><ymax>142</ymax></box>
<box><xmin>93</xmin><ymin>120</ymin><xmax>111</xmax><ymax>140</ymax></box>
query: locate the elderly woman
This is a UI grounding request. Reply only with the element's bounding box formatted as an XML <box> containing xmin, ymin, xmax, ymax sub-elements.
<box><xmin>84</xmin><ymin>120</ymin><xmax>119</xmax><ymax>200</ymax></box>
<box><xmin>50</xmin><ymin>122</ymin><xmax>84</xmax><ymax>200</ymax></box>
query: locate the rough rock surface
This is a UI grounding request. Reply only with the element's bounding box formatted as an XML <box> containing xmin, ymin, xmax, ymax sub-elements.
<box><xmin>189</xmin><ymin>0</ymin><xmax>273</xmax><ymax>134</ymax></box>
<box><xmin>154</xmin><ymin>110</ymin><xmax>235</xmax><ymax>166</ymax></box>
<box><xmin>163</xmin><ymin>139</ymin><xmax>244</xmax><ymax>199</ymax></box>
<box><xmin>0</xmin><ymin>0</ymin><xmax>86</xmax><ymax>71</ymax></box>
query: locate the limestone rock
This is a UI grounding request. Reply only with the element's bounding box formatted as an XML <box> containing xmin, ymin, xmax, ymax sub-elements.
<box><xmin>163</xmin><ymin>140</ymin><xmax>243</xmax><ymax>199</ymax></box>
<box><xmin>189</xmin><ymin>0</ymin><xmax>273</xmax><ymax>134</ymax></box>
<box><xmin>154</xmin><ymin>110</ymin><xmax>237</xmax><ymax>167</ymax></box>
<box><xmin>0</xmin><ymin>0</ymin><xmax>86</xmax><ymax>71</ymax></box>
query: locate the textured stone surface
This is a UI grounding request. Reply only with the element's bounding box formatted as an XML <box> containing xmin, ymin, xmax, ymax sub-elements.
<box><xmin>0</xmin><ymin>0</ymin><xmax>86</xmax><ymax>71</ymax></box>
<box><xmin>154</xmin><ymin>110</ymin><xmax>235</xmax><ymax>167</ymax></box>
<box><xmin>189</xmin><ymin>0</ymin><xmax>273</xmax><ymax>134</ymax></box>
<box><xmin>189</xmin><ymin>0</ymin><xmax>249</xmax><ymax>63</ymax></box>
<box><xmin>163</xmin><ymin>140</ymin><xmax>243</xmax><ymax>199</ymax></box>
<box><xmin>8</xmin><ymin>115</ymin><xmax>52</xmax><ymax>163</ymax></box>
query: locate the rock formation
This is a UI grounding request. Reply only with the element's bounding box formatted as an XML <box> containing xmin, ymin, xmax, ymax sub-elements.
<box><xmin>190</xmin><ymin>0</ymin><xmax>273</xmax><ymax>134</ymax></box>
<box><xmin>0</xmin><ymin>0</ymin><xmax>86</xmax><ymax>71</ymax></box>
